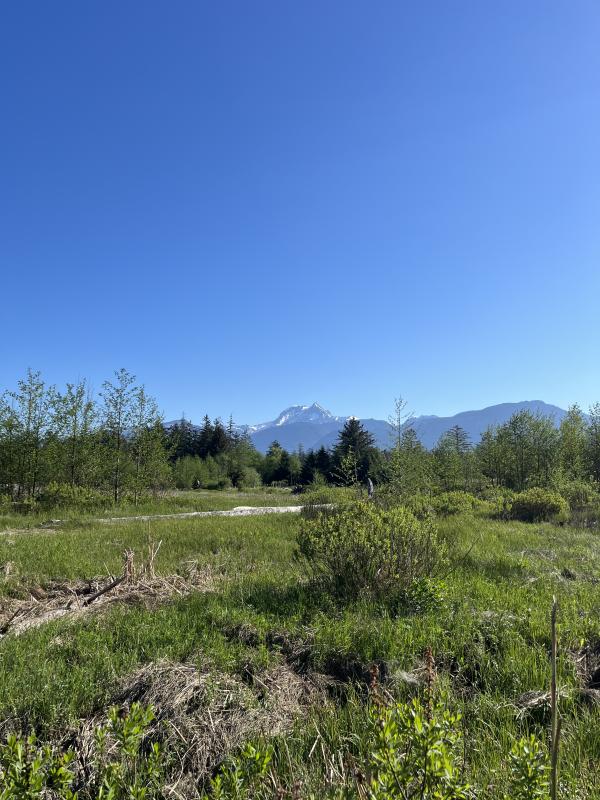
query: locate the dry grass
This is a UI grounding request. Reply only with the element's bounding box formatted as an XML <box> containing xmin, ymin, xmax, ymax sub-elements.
<box><xmin>0</xmin><ymin>549</ymin><xmax>217</xmax><ymax>638</ymax></box>
<box><xmin>68</xmin><ymin>659</ymin><xmax>323</xmax><ymax>798</ymax></box>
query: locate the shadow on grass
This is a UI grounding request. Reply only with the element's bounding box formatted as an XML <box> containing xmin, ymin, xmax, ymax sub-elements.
<box><xmin>458</xmin><ymin>553</ymin><xmax>531</xmax><ymax>582</ymax></box>
<box><xmin>233</xmin><ymin>578</ymin><xmax>337</xmax><ymax>622</ymax></box>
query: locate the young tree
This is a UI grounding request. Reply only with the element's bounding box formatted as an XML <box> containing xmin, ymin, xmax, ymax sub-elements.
<box><xmin>388</xmin><ymin>396</ymin><xmax>412</xmax><ymax>449</ymax></box>
<box><xmin>9</xmin><ymin>369</ymin><xmax>50</xmax><ymax>498</ymax></box>
<box><xmin>587</xmin><ymin>402</ymin><xmax>600</xmax><ymax>484</ymax></box>
<box><xmin>433</xmin><ymin>426</ymin><xmax>472</xmax><ymax>491</ymax></box>
<box><xmin>130</xmin><ymin>386</ymin><xmax>170</xmax><ymax>503</ymax></box>
<box><xmin>0</xmin><ymin>394</ymin><xmax>20</xmax><ymax>498</ymax></box>
<box><xmin>388</xmin><ymin>426</ymin><xmax>431</xmax><ymax>496</ymax></box>
<box><xmin>101</xmin><ymin>368</ymin><xmax>136</xmax><ymax>503</ymax></box>
<box><xmin>559</xmin><ymin>404</ymin><xmax>587</xmax><ymax>481</ymax></box>
<box><xmin>48</xmin><ymin>380</ymin><xmax>97</xmax><ymax>487</ymax></box>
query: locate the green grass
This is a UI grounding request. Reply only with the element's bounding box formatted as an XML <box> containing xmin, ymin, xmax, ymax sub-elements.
<box><xmin>1</xmin><ymin>510</ymin><xmax>600</xmax><ymax>795</ymax></box>
<box><xmin>0</xmin><ymin>487</ymin><xmax>302</xmax><ymax>531</ymax></box>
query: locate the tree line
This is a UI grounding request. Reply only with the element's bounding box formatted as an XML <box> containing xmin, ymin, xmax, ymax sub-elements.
<box><xmin>2</xmin><ymin>370</ymin><xmax>600</xmax><ymax>506</ymax></box>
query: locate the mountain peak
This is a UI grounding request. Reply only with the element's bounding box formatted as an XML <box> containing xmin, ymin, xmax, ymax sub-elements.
<box><xmin>248</xmin><ymin>402</ymin><xmax>343</xmax><ymax>433</ymax></box>
<box><xmin>273</xmin><ymin>403</ymin><xmax>337</xmax><ymax>427</ymax></box>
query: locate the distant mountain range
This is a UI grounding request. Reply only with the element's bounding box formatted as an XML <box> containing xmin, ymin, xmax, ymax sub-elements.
<box><xmin>167</xmin><ymin>400</ymin><xmax>572</xmax><ymax>453</ymax></box>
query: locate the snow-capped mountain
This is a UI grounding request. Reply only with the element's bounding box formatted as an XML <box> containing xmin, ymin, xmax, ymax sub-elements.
<box><xmin>166</xmin><ymin>401</ymin><xmax>573</xmax><ymax>455</ymax></box>
<box><xmin>248</xmin><ymin>402</ymin><xmax>344</xmax><ymax>433</ymax></box>
<box><xmin>247</xmin><ymin>400</ymin><xmax>571</xmax><ymax>453</ymax></box>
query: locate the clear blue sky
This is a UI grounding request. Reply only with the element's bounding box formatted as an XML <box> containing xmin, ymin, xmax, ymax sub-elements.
<box><xmin>1</xmin><ymin>1</ymin><xmax>599</xmax><ymax>424</ymax></box>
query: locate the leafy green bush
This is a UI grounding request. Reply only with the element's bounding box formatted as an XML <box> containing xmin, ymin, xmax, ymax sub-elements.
<box><xmin>297</xmin><ymin>501</ymin><xmax>446</xmax><ymax>606</ymax></box>
<box><xmin>204</xmin><ymin>477</ymin><xmax>233</xmax><ymax>491</ymax></box>
<box><xmin>553</xmin><ymin>479</ymin><xmax>599</xmax><ymax>510</ymax></box>
<box><xmin>0</xmin><ymin>733</ymin><xmax>76</xmax><ymax>799</ymax></box>
<box><xmin>207</xmin><ymin>743</ymin><xmax>273</xmax><ymax>799</ymax></box>
<box><xmin>368</xmin><ymin>695</ymin><xmax>470</xmax><ymax>799</ymax></box>
<box><xmin>301</xmin><ymin>484</ymin><xmax>354</xmax><ymax>507</ymax></box>
<box><xmin>38</xmin><ymin>482</ymin><xmax>108</xmax><ymax>511</ymax></box>
<box><xmin>505</xmin><ymin>734</ymin><xmax>549</xmax><ymax>799</ymax></box>
<box><xmin>510</xmin><ymin>488</ymin><xmax>569</xmax><ymax>523</ymax></box>
<box><xmin>398</xmin><ymin>493</ymin><xmax>435</xmax><ymax>520</ymax></box>
<box><xmin>0</xmin><ymin>704</ymin><xmax>162</xmax><ymax>799</ymax></box>
<box><xmin>238</xmin><ymin>467</ymin><xmax>262</xmax><ymax>489</ymax></box>
<box><xmin>431</xmin><ymin>491</ymin><xmax>479</xmax><ymax>517</ymax></box>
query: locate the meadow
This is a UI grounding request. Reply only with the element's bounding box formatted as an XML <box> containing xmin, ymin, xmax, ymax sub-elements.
<box><xmin>0</xmin><ymin>490</ymin><xmax>599</xmax><ymax>797</ymax></box>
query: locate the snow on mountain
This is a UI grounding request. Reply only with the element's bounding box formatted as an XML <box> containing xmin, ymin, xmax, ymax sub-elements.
<box><xmin>166</xmin><ymin>401</ymin><xmax>575</xmax><ymax>455</ymax></box>
<box><xmin>248</xmin><ymin>402</ymin><xmax>344</xmax><ymax>432</ymax></box>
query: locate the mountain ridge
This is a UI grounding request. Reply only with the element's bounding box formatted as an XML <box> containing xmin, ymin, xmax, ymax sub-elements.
<box><xmin>166</xmin><ymin>400</ymin><xmax>574</xmax><ymax>453</ymax></box>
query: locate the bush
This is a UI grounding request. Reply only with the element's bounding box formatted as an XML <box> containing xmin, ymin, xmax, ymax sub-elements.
<box><xmin>37</xmin><ymin>482</ymin><xmax>107</xmax><ymax>511</ymax></box>
<box><xmin>553</xmin><ymin>479</ymin><xmax>599</xmax><ymax>510</ymax></box>
<box><xmin>297</xmin><ymin>501</ymin><xmax>446</xmax><ymax>606</ymax></box>
<box><xmin>237</xmin><ymin>467</ymin><xmax>262</xmax><ymax>489</ymax></box>
<box><xmin>0</xmin><ymin>704</ymin><xmax>162</xmax><ymax>799</ymax></box>
<box><xmin>401</xmin><ymin>493</ymin><xmax>435</xmax><ymax>520</ymax></box>
<box><xmin>510</xmin><ymin>488</ymin><xmax>569</xmax><ymax>523</ymax></box>
<box><xmin>204</xmin><ymin>477</ymin><xmax>232</xmax><ymax>491</ymax></box>
<box><xmin>431</xmin><ymin>491</ymin><xmax>479</xmax><ymax>517</ymax></box>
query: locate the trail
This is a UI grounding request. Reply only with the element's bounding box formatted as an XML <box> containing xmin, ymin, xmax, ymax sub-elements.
<box><xmin>95</xmin><ymin>504</ymin><xmax>311</xmax><ymax>523</ymax></box>
<box><xmin>0</xmin><ymin>504</ymin><xmax>331</xmax><ymax>536</ymax></box>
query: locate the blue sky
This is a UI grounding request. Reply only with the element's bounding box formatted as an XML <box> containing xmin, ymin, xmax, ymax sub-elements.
<box><xmin>1</xmin><ymin>1</ymin><xmax>599</xmax><ymax>424</ymax></box>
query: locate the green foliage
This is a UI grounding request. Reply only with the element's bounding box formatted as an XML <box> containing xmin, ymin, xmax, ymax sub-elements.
<box><xmin>93</xmin><ymin>703</ymin><xmax>162</xmax><ymax>799</ymax></box>
<box><xmin>238</xmin><ymin>467</ymin><xmax>262</xmax><ymax>489</ymax></box>
<box><xmin>430</xmin><ymin>491</ymin><xmax>479</xmax><ymax>517</ymax></box>
<box><xmin>0</xmin><ymin>704</ymin><xmax>161</xmax><ymax>800</ymax></box>
<box><xmin>552</xmin><ymin>479</ymin><xmax>598</xmax><ymax>510</ymax></box>
<box><xmin>510</xmin><ymin>487</ymin><xmax>569</xmax><ymax>523</ymax></box>
<box><xmin>505</xmin><ymin>734</ymin><xmax>549</xmax><ymax>799</ymax></box>
<box><xmin>476</xmin><ymin>411</ymin><xmax>560</xmax><ymax>491</ymax></box>
<box><xmin>0</xmin><ymin>733</ymin><xmax>76</xmax><ymax>799</ymax></box>
<box><xmin>38</xmin><ymin>482</ymin><xmax>107</xmax><ymax>511</ymax></box>
<box><xmin>332</xmin><ymin>419</ymin><xmax>380</xmax><ymax>485</ymax></box>
<box><xmin>297</xmin><ymin>501</ymin><xmax>446</xmax><ymax>606</ymax></box>
<box><xmin>368</xmin><ymin>696</ymin><xmax>470</xmax><ymax>800</ymax></box>
<box><xmin>207</xmin><ymin>743</ymin><xmax>273</xmax><ymax>799</ymax></box>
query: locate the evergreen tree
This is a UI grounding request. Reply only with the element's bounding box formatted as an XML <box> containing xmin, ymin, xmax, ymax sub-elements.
<box><xmin>300</xmin><ymin>450</ymin><xmax>317</xmax><ymax>485</ymax></box>
<box><xmin>210</xmin><ymin>418</ymin><xmax>229</xmax><ymax>456</ymax></box>
<box><xmin>197</xmin><ymin>415</ymin><xmax>213</xmax><ymax>459</ymax></box>
<box><xmin>332</xmin><ymin>418</ymin><xmax>376</xmax><ymax>484</ymax></box>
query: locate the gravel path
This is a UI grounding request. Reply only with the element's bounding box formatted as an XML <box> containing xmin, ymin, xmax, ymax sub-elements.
<box><xmin>1</xmin><ymin>504</ymin><xmax>331</xmax><ymax>534</ymax></box>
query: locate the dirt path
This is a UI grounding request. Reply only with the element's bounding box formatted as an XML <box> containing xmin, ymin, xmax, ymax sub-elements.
<box><xmin>96</xmin><ymin>504</ymin><xmax>310</xmax><ymax>524</ymax></box>
<box><xmin>0</xmin><ymin>504</ymin><xmax>331</xmax><ymax>536</ymax></box>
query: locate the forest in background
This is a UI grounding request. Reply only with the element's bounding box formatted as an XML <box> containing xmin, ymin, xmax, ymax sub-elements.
<box><xmin>2</xmin><ymin>369</ymin><xmax>600</xmax><ymax>515</ymax></box>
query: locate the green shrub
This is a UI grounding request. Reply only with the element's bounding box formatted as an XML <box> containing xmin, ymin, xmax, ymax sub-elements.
<box><xmin>553</xmin><ymin>479</ymin><xmax>599</xmax><ymax>510</ymax></box>
<box><xmin>505</xmin><ymin>734</ymin><xmax>549</xmax><ymax>799</ymax></box>
<box><xmin>510</xmin><ymin>488</ymin><xmax>569</xmax><ymax>523</ymax></box>
<box><xmin>0</xmin><ymin>704</ymin><xmax>162</xmax><ymax>799</ymax></box>
<box><xmin>38</xmin><ymin>482</ymin><xmax>108</xmax><ymax>511</ymax></box>
<box><xmin>369</xmin><ymin>695</ymin><xmax>470</xmax><ymax>800</ymax></box>
<box><xmin>297</xmin><ymin>501</ymin><xmax>446</xmax><ymax>606</ymax></box>
<box><xmin>238</xmin><ymin>467</ymin><xmax>262</xmax><ymax>489</ymax></box>
<box><xmin>204</xmin><ymin>477</ymin><xmax>233</xmax><ymax>491</ymax></box>
<box><xmin>431</xmin><ymin>491</ymin><xmax>479</xmax><ymax>517</ymax></box>
<box><xmin>0</xmin><ymin>733</ymin><xmax>76</xmax><ymax>798</ymax></box>
<box><xmin>398</xmin><ymin>493</ymin><xmax>435</xmax><ymax>520</ymax></box>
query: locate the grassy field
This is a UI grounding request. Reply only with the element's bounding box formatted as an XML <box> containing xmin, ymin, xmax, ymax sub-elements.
<box><xmin>0</xmin><ymin>487</ymin><xmax>303</xmax><ymax>531</ymax></box>
<box><xmin>1</xmin><ymin>496</ymin><xmax>599</xmax><ymax>797</ymax></box>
